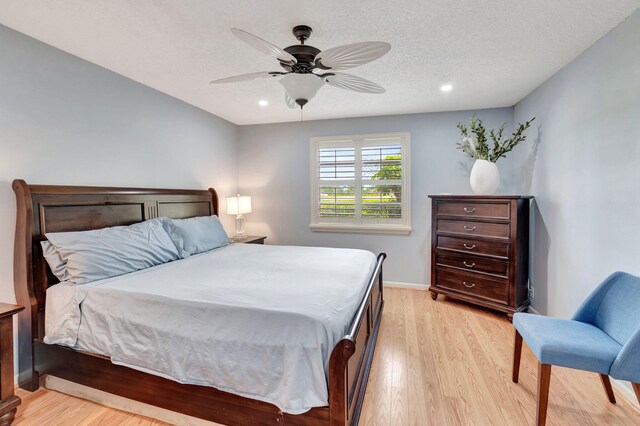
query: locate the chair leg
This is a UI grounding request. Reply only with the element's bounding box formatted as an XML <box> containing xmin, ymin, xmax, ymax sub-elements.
<box><xmin>512</xmin><ymin>329</ymin><xmax>523</xmax><ymax>383</ymax></box>
<box><xmin>599</xmin><ymin>374</ymin><xmax>616</xmax><ymax>404</ymax></box>
<box><xmin>537</xmin><ymin>363</ymin><xmax>552</xmax><ymax>426</ymax></box>
<box><xmin>633</xmin><ymin>383</ymin><xmax>640</xmax><ymax>405</ymax></box>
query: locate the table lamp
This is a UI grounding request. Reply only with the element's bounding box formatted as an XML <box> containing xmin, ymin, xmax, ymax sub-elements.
<box><xmin>226</xmin><ymin>194</ymin><xmax>252</xmax><ymax>240</ymax></box>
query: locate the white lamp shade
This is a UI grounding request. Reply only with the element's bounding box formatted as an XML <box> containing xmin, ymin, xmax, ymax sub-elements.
<box><xmin>226</xmin><ymin>195</ymin><xmax>252</xmax><ymax>215</ymax></box>
<box><xmin>279</xmin><ymin>73</ymin><xmax>324</xmax><ymax>104</ymax></box>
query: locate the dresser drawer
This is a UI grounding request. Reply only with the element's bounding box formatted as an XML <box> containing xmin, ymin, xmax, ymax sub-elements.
<box><xmin>437</xmin><ymin>235</ymin><xmax>509</xmax><ymax>258</ymax></box>
<box><xmin>437</xmin><ymin>219</ymin><xmax>510</xmax><ymax>239</ymax></box>
<box><xmin>435</xmin><ymin>267</ymin><xmax>508</xmax><ymax>305</ymax></box>
<box><xmin>436</xmin><ymin>251</ymin><xmax>509</xmax><ymax>277</ymax></box>
<box><xmin>435</xmin><ymin>201</ymin><xmax>510</xmax><ymax>220</ymax></box>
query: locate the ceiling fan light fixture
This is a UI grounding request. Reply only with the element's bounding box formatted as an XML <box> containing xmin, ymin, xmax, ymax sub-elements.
<box><xmin>279</xmin><ymin>73</ymin><xmax>324</xmax><ymax>107</ymax></box>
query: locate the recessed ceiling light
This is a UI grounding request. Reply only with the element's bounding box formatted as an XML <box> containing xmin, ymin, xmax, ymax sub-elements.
<box><xmin>440</xmin><ymin>84</ymin><xmax>453</xmax><ymax>92</ymax></box>
<box><xmin>258</xmin><ymin>100</ymin><xmax>268</xmax><ymax>107</ymax></box>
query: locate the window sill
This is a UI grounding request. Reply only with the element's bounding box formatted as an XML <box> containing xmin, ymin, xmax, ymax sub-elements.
<box><xmin>309</xmin><ymin>224</ymin><xmax>412</xmax><ymax>235</ymax></box>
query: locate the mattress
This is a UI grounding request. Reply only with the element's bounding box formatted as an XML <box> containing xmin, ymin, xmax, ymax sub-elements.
<box><xmin>44</xmin><ymin>243</ymin><xmax>376</xmax><ymax>414</ymax></box>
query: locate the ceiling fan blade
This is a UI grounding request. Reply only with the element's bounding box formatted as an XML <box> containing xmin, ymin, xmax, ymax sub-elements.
<box><xmin>209</xmin><ymin>71</ymin><xmax>283</xmax><ymax>84</ymax></box>
<box><xmin>231</xmin><ymin>28</ymin><xmax>297</xmax><ymax>65</ymax></box>
<box><xmin>323</xmin><ymin>73</ymin><xmax>385</xmax><ymax>94</ymax></box>
<box><xmin>285</xmin><ymin>92</ymin><xmax>297</xmax><ymax>109</ymax></box>
<box><xmin>315</xmin><ymin>42</ymin><xmax>390</xmax><ymax>71</ymax></box>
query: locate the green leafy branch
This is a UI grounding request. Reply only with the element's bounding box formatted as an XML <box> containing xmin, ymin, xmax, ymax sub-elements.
<box><xmin>456</xmin><ymin>116</ymin><xmax>535</xmax><ymax>163</ymax></box>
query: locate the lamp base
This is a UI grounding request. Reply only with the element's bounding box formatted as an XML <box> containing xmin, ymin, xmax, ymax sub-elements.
<box><xmin>234</xmin><ymin>214</ymin><xmax>246</xmax><ymax>240</ymax></box>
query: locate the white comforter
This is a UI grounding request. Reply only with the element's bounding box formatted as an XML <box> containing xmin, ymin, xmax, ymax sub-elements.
<box><xmin>44</xmin><ymin>243</ymin><xmax>376</xmax><ymax>414</ymax></box>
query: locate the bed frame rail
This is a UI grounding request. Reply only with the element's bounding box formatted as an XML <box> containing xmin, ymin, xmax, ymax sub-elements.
<box><xmin>329</xmin><ymin>253</ymin><xmax>386</xmax><ymax>426</ymax></box>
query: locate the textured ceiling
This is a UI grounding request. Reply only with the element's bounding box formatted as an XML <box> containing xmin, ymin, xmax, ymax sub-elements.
<box><xmin>1</xmin><ymin>0</ymin><xmax>638</xmax><ymax>125</ymax></box>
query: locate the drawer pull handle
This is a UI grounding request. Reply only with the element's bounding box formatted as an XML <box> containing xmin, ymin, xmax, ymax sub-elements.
<box><xmin>463</xmin><ymin>281</ymin><xmax>476</xmax><ymax>288</ymax></box>
<box><xmin>463</xmin><ymin>225</ymin><xmax>476</xmax><ymax>231</ymax></box>
<box><xmin>463</xmin><ymin>207</ymin><xmax>476</xmax><ymax>213</ymax></box>
<box><xmin>463</xmin><ymin>244</ymin><xmax>476</xmax><ymax>250</ymax></box>
<box><xmin>463</xmin><ymin>261</ymin><xmax>476</xmax><ymax>268</ymax></box>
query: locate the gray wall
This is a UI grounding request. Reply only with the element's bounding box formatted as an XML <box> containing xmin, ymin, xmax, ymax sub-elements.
<box><xmin>514</xmin><ymin>9</ymin><xmax>640</xmax><ymax>318</ymax></box>
<box><xmin>0</xmin><ymin>24</ymin><xmax>239</xmax><ymax>308</ymax></box>
<box><xmin>238</xmin><ymin>108</ymin><xmax>516</xmax><ymax>285</ymax></box>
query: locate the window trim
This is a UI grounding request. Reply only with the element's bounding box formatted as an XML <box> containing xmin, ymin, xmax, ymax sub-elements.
<box><xmin>309</xmin><ymin>132</ymin><xmax>411</xmax><ymax>234</ymax></box>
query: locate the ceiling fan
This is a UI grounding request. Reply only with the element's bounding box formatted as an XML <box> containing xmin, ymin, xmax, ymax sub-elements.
<box><xmin>210</xmin><ymin>25</ymin><xmax>391</xmax><ymax>109</ymax></box>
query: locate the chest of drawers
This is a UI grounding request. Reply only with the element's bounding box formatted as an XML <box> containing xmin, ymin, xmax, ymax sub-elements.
<box><xmin>428</xmin><ymin>195</ymin><xmax>532</xmax><ymax>319</ymax></box>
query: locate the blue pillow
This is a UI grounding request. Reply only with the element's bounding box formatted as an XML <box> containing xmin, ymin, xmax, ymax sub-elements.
<box><xmin>161</xmin><ymin>215</ymin><xmax>229</xmax><ymax>258</ymax></box>
<box><xmin>45</xmin><ymin>218</ymin><xmax>180</xmax><ymax>284</ymax></box>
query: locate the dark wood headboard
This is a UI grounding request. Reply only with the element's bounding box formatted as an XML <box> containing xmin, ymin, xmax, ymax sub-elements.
<box><xmin>12</xmin><ymin>179</ymin><xmax>219</xmax><ymax>389</ymax></box>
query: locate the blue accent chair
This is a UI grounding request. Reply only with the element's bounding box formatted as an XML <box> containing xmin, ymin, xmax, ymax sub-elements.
<box><xmin>512</xmin><ymin>272</ymin><xmax>640</xmax><ymax>426</ymax></box>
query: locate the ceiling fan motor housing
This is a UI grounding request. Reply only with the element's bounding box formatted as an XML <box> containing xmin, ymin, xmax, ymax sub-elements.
<box><xmin>282</xmin><ymin>45</ymin><xmax>321</xmax><ymax>71</ymax></box>
<box><xmin>280</xmin><ymin>25</ymin><xmax>321</xmax><ymax>72</ymax></box>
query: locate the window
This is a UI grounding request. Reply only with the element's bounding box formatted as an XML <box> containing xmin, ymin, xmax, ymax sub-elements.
<box><xmin>310</xmin><ymin>132</ymin><xmax>411</xmax><ymax>234</ymax></box>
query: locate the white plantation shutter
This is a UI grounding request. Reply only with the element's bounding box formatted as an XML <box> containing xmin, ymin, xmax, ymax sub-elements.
<box><xmin>310</xmin><ymin>133</ymin><xmax>411</xmax><ymax>234</ymax></box>
<box><xmin>318</xmin><ymin>146</ymin><xmax>356</xmax><ymax>217</ymax></box>
<box><xmin>361</xmin><ymin>144</ymin><xmax>403</xmax><ymax>219</ymax></box>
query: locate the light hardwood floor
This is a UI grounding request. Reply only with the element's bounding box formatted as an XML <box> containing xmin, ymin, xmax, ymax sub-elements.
<box><xmin>14</xmin><ymin>288</ymin><xmax>640</xmax><ymax>425</ymax></box>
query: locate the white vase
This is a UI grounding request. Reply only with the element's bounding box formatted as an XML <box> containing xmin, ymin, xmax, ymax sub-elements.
<box><xmin>470</xmin><ymin>159</ymin><xmax>500</xmax><ymax>195</ymax></box>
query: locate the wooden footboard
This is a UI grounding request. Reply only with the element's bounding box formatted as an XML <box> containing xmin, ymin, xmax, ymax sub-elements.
<box><xmin>12</xmin><ymin>180</ymin><xmax>386</xmax><ymax>425</ymax></box>
<box><xmin>329</xmin><ymin>253</ymin><xmax>386</xmax><ymax>426</ymax></box>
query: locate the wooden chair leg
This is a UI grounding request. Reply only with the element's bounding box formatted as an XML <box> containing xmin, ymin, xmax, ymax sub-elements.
<box><xmin>632</xmin><ymin>383</ymin><xmax>640</xmax><ymax>405</ymax></box>
<box><xmin>537</xmin><ymin>363</ymin><xmax>552</xmax><ymax>426</ymax></box>
<box><xmin>599</xmin><ymin>374</ymin><xmax>616</xmax><ymax>403</ymax></box>
<box><xmin>512</xmin><ymin>329</ymin><xmax>523</xmax><ymax>383</ymax></box>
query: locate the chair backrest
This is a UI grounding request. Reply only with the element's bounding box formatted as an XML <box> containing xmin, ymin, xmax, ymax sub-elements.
<box><xmin>591</xmin><ymin>272</ymin><xmax>640</xmax><ymax>345</ymax></box>
<box><xmin>573</xmin><ymin>272</ymin><xmax>640</xmax><ymax>381</ymax></box>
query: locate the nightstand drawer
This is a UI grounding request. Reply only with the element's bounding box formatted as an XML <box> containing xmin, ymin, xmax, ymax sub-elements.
<box><xmin>437</xmin><ymin>219</ymin><xmax>510</xmax><ymax>239</ymax></box>
<box><xmin>436</xmin><ymin>251</ymin><xmax>508</xmax><ymax>277</ymax></box>
<box><xmin>435</xmin><ymin>267</ymin><xmax>508</xmax><ymax>305</ymax></box>
<box><xmin>435</xmin><ymin>201</ymin><xmax>510</xmax><ymax>220</ymax></box>
<box><xmin>437</xmin><ymin>235</ymin><xmax>509</xmax><ymax>258</ymax></box>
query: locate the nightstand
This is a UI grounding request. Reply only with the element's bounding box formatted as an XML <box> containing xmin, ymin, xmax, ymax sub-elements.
<box><xmin>0</xmin><ymin>303</ymin><xmax>23</xmax><ymax>426</ymax></box>
<box><xmin>231</xmin><ymin>236</ymin><xmax>266</xmax><ymax>245</ymax></box>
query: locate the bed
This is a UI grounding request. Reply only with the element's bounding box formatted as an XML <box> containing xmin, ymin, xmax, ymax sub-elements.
<box><xmin>12</xmin><ymin>180</ymin><xmax>386</xmax><ymax>426</ymax></box>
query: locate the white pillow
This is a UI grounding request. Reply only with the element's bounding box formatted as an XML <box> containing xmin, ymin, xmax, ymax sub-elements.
<box><xmin>41</xmin><ymin>240</ymin><xmax>70</xmax><ymax>282</ymax></box>
<box><xmin>45</xmin><ymin>218</ymin><xmax>180</xmax><ymax>284</ymax></box>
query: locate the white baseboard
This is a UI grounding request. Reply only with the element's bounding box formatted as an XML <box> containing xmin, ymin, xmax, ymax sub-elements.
<box><xmin>383</xmin><ymin>281</ymin><xmax>428</xmax><ymax>290</ymax></box>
